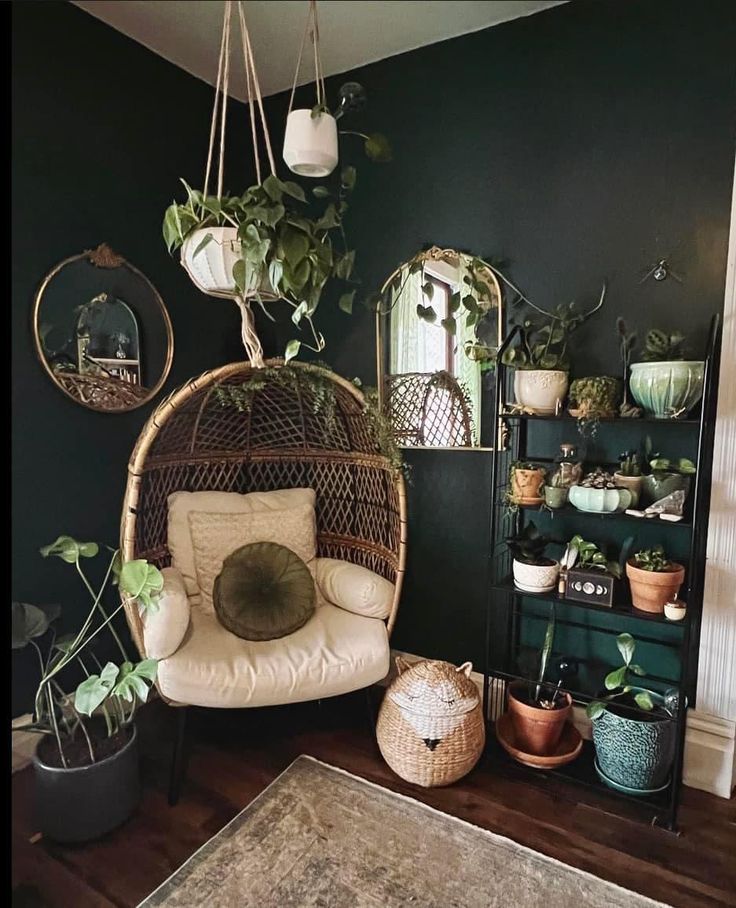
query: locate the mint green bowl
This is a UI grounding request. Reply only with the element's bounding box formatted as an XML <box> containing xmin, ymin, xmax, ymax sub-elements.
<box><xmin>629</xmin><ymin>361</ymin><xmax>704</xmax><ymax>419</ymax></box>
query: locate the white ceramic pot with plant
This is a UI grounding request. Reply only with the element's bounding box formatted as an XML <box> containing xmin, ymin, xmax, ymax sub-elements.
<box><xmin>180</xmin><ymin>227</ymin><xmax>278</xmax><ymax>300</ymax></box>
<box><xmin>501</xmin><ymin>283</ymin><xmax>607</xmax><ymax>414</ymax></box>
<box><xmin>283</xmin><ymin>109</ymin><xmax>339</xmax><ymax>178</ymax></box>
<box><xmin>13</xmin><ymin>536</ymin><xmax>164</xmax><ymax>843</ymax></box>
<box><xmin>507</xmin><ymin>522</ymin><xmax>559</xmax><ymax>593</ymax></box>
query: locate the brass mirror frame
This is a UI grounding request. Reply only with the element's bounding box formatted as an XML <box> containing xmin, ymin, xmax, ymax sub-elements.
<box><xmin>32</xmin><ymin>244</ymin><xmax>174</xmax><ymax>414</ymax></box>
<box><xmin>375</xmin><ymin>246</ymin><xmax>504</xmax><ymax>451</ymax></box>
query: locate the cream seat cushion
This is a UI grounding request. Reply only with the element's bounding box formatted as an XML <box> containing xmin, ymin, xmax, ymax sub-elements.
<box><xmin>156</xmin><ymin>603</ymin><xmax>390</xmax><ymax>708</ymax></box>
<box><xmin>141</xmin><ymin>566</ymin><xmax>191</xmax><ymax>660</ymax></box>
<box><xmin>315</xmin><ymin>558</ymin><xmax>394</xmax><ymax>619</ymax></box>
<box><xmin>167</xmin><ymin>488</ymin><xmax>316</xmax><ymax>606</ymax></box>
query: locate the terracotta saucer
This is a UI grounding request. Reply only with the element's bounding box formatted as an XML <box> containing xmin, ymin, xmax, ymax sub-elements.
<box><xmin>495</xmin><ymin>712</ymin><xmax>583</xmax><ymax>770</ymax></box>
<box><xmin>515</xmin><ymin>496</ymin><xmax>544</xmax><ymax>506</ymax></box>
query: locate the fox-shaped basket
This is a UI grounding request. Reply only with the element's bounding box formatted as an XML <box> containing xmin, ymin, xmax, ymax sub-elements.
<box><xmin>377</xmin><ymin>657</ymin><xmax>486</xmax><ymax>787</ymax></box>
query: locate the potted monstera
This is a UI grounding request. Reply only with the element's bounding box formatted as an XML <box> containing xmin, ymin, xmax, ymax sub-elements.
<box><xmin>502</xmin><ymin>284</ymin><xmax>606</xmax><ymax>414</ymax></box>
<box><xmin>12</xmin><ymin>536</ymin><xmax>164</xmax><ymax>843</ymax></box>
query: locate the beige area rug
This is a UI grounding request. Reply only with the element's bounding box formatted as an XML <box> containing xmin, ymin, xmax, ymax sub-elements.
<box><xmin>139</xmin><ymin>755</ymin><xmax>670</xmax><ymax>907</ymax></box>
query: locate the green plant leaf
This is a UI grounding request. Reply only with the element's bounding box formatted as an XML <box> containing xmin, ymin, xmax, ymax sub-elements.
<box><xmin>315</xmin><ymin>204</ymin><xmax>340</xmax><ymax>231</ymax></box>
<box><xmin>462</xmin><ymin>294</ymin><xmax>478</xmax><ymax>312</ymax></box>
<box><xmin>39</xmin><ymin>536</ymin><xmax>98</xmax><ymax>563</ymax></box>
<box><xmin>422</xmin><ymin>282</ymin><xmax>434</xmax><ymax>302</ymax></box>
<box><xmin>335</xmin><ymin>250</ymin><xmax>355</xmax><ymax>280</ymax></box>
<box><xmin>74</xmin><ymin>662</ymin><xmax>120</xmax><ymax>716</ymax></box>
<box><xmin>604</xmin><ymin>665</ymin><xmax>627</xmax><ymax>690</ymax></box>
<box><xmin>629</xmin><ymin>664</ymin><xmax>646</xmax><ymax>676</ymax></box>
<box><xmin>341</xmin><ymin>166</ymin><xmax>357</xmax><ymax>191</ymax></box>
<box><xmin>586</xmin><ymin>700</ymin><xmax>606</xmax><ymax>720</ymax></box>
<box><xmin>284</xmin><ymin>339</ymin><xmax>301</xmax><ymax>363</ymax></box>
<box><xmin>448</xmin><ymin>292</ymin><xmax>462</xmax><ymax>314</ymax></box>
<box><xmin>119</xmin><ymin>560</ymin><xmax>164</xmax><ymax>612</ymax></box>
<box><xmin>281</xmin><ymin>180</ymin><xmax>306</xmax><ymax>203</ymax></box>
<box><xmin>339</xmin><ymin>290</ymin><xmax>355</xmax><ymax>314</ymax></box>
<box><xmin>291</xmin><ymin>301</ymin><xmax>308</xmax><ymax>326</ymax></box>
<box><xmin>440</xmin><ymin>316</ymin><xmax>456</xmax><ymax>336</ymax></box>
<box><xmin>312</xmin><ymin>186</ymin><xmax>331</xmax><ymax>199</ymax></box>
<box><xmin>634</xmin><ymin>691</ymin><xmax>654</xmax><ymax>711</ymax></box>
<box><xmin>616</xmin><ymin>632</ymin><xmax>635</xmax><ymax>666</ymax></box>
<box><xmin>416</xmin><ymin>304</ymin><xmax>437</xmax><ymax>323</ymax></box>
<box><xmin>12</xmin><ymin>602</ymin><xmax>58</xmax><ymax>649</ymax></box>
<box><xmin>280</xmin><ymin>227</ymin><xmax>311</xmax><ymax>266</ymax></box>
<box><xmin>364</xmin><ymin>132</ymin><xmax>392</xmax><ymax>163</ymax></box>
<box><xmin>113</xmin><ymin>659</ymin><xmax>158</xmax><ymax>704</ymax></box>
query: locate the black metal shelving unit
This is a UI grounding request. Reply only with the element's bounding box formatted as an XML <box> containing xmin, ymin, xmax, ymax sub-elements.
<box><xmin>482</xmin><ymin>314</ymin><xmax>722</xmax><ymax>832</ymax></box>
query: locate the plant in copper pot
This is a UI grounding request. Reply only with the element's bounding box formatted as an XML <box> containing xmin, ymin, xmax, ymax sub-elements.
<box><xmin>626</xmin><ymin>545</ymin><xmax>685</xmax><ymax>614</ymax></box>
<box><xmin>507</xmin><ymin>605</ymin><xmax>572</xmax><ymax>756</ymax></box>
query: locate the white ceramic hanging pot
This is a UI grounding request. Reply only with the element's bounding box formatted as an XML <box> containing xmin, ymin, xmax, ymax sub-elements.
<box><xmin>181</xmin><ymin>227</ymin><xmax>278</xmax><ymax>300</ymax></box>
<box><xmin>283</xmin><ymin>109</ymin><xmax>339</xmax><ymax>177</ymax></box>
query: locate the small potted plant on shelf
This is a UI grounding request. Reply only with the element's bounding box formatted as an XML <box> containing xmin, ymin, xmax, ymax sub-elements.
<box><xmin>508</xmin><ymin>461</ymin><xmax>546</xmax><ymax>507</ymax></box>
<box><xmin>564</xmin><ymin>534</ymin><xmax>633</xmax><ymax>607</ymax></box>
<box><xmin>12</xmin><ymin>536</ymin><xmax>164</xmax><ymax>843</ymax></box>
<box><xmin>543</xmin><ymin>471</ymin><xmax>569</xmax><ymax>510</ymax></box>
<box><xmin>640</xmin><ymin>436</ymin><xmax>696</xmax><ymax>507</ymax></box>
<box><xmin>506</xmin><ymin>521</ymin><xmax>559</xmax><ymax>593</ymax></box>
<box><xmin>587</xmin><ymin>633</ymin><xmax>677</xmax><ymax>792</ymax></box>
<box><xmin>626</xmin><ymin>545</ymin><xmax>685</xmax><ymax>614</ymax></box>
<box><xmin>567</xmin><ymin>376</ymin><xmax>622</xmax><ymax>419</ymax></box>
<box><xmin>614</xmin><ymin>450</ymin><xmax>643</xmax><ymax>506</ymax></box>
<box><xmin>629</xmin><ymin>328</ymin><xmax>705</xmax><ymax>419</ymax></box>
<box><xmin>567</xmin><ymin>467</ymin><xmax>633</xmax><ymax>514</ymax></box>
<box><xmin>506</xmin><ymin>605</ymin><xmax>573</xmax><ymax>756</ymax></box>
<box><xmin>615</xmin><ymin>318</ymin><xmax>642</xmax><ymax>417</ymax></box>
<box><xmin>501</xmin><ymin>284</ymin><xmax>606</xmax><ymax>415</ymax></box>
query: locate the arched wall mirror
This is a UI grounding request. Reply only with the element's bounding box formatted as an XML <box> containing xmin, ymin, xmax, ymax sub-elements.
<box><xmin>376</xmin><ymin>246</ymin><xmax>503</xmax><ymax>449</ymax></box>
<box><xmin>33</xmin><ymin>244</ymin><xmax>174</xmax><ymax>413</ymax></box>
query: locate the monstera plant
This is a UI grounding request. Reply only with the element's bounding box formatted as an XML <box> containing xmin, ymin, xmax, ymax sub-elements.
<box><xmin>12</xmin><ymin>536</ymin><xmax>164</xmax><ymax>843</ymax></box>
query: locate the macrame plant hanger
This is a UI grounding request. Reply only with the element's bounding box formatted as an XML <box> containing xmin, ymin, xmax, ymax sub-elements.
<box><xmin>194</xmin><ymin>0</ymin><xmax>278</xmax><ymax>368</ymax></box>
<box><xmin>287</xmin><ymin>0</ymin><xmax>327</xmax><ymax>118</ymax></box>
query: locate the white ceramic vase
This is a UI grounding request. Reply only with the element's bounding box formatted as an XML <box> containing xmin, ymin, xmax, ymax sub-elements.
<box><xmin>283</xmin><ymin>109</ymin><xmax>339</xmax><ymax>178</ymax></box>
<box><xmin>181</xmin><ymin>227</ymin><xmax>278</xmax><ymax>300</ymax></box>
<box><xmin>512</xmin><ymin>559</ymin><xmax>560</xmax><ymax>593</ymax></box>
<box><xmin>513</xmin><ymin>370</ymin><xmax>569</xmax><ymax>415</ymax></box>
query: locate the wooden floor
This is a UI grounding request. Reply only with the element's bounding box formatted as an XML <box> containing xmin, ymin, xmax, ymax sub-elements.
<box><xmin>12</xmin><ymin>693</ymin><xmax>736</xmax><ymax>908</ymax></box>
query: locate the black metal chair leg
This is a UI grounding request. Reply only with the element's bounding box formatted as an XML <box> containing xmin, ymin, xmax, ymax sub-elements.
<box><xmin>364</xmin><ymin>686</ymin><xmax>377</xmax><ymax>735</ymax></box>
<box><xmin>168</xmin><ymin>706</ymin><xmax>189</xmax><ymax>806</ymax></box>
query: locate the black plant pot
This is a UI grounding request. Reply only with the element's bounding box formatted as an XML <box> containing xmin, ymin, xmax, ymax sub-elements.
<box><xmin>32</xmin><ymin>725</ymin><xmax>140</xmax><ymax>843</ymax></box>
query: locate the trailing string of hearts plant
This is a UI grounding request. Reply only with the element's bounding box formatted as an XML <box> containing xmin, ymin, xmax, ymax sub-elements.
<box><xmin>162</xmin><ymin>0</ymin><xmax>361</xmax><ymax>366</ymax></box>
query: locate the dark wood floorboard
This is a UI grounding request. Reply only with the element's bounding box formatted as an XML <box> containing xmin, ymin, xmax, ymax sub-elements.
<box><xmin>12</xmin><ymin>693</ymin><xmax>736</xmax><ymax>908</ymax></box>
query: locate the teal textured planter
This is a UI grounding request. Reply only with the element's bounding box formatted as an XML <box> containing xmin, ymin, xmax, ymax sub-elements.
<box><xmin>629</xmin><ymin>361</ymin><xmax>704</xmax><ymax>419</ymax></box>
<box><xmin>591</xmin><ymin>695</ymin><xmax>675</xmax><ymax>792</ymax></box>
<box><xmin>640</xmin><ymin>472</ymin><xmax>691</xmax><ymax>506</ymax></box>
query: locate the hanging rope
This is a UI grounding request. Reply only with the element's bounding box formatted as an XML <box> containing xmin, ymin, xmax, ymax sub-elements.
<box><xmin>287</xmin><ymin>0</ymin><xmax>326</xmax><ymax>114</ymax></box>
<box><xmin>235</xmin><ymin>296</ymin><xmax>265</xmax><ymax>368</ymax></box>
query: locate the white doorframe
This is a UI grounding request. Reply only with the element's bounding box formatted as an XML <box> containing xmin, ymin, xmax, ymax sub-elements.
<box><xmin>683</xmin><ymin>150</ymin><xmax>736</xmax><ymax>798</ymax></box>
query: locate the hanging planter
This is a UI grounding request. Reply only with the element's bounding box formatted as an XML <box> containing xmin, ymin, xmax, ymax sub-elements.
<box><xmin>161</xmin><ymin>0</ymin><xmax>364</xmax><ymax>368</ymax></box>
<box><xmin>283</xmin><ymin>1</ymin><xmax>337</xmax><ymax>177</ymax></box>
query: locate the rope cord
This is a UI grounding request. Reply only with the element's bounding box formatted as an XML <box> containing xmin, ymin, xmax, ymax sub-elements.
<box><xmin>287</xmin><ymin>0</ymin><xmax>326</xmax><ymax>114</ymax></box>
<box><xmin>203</xmin><ymin>1</ymin><xmax>230</xmax><ymax>199</ymax></box>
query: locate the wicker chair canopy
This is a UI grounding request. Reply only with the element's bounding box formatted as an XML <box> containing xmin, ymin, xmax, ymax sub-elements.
<box><xmin>120</xmin><ymin>360</ymin><xmax>407</xmax><ymax>657</ymax></box>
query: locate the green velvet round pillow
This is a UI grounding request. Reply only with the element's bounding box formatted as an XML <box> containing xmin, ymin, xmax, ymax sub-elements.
<box><xmin>213</xmin><ymin>542</ymin><xmax>316</xmax><ymax>641</ymax></box>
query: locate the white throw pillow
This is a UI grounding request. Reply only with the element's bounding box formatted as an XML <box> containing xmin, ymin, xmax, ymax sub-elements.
<box><xmin>315</xmin><ymin>558</ymin><xmax>395</xmax><ymax>620</ymax></box>
<box><xmin>167</xmin><ymin>488</ymin><xmax>316</xmax><ymax>604</ymax></box>
<box><xmin>187</xmin><ymin>504</ymin><xmax>318</xmax><ymax>612</ymax></box>
<box><xmin>141</xmin><ymin>566</ymin><xmax>191</xmax><ymax>660</ymax></box>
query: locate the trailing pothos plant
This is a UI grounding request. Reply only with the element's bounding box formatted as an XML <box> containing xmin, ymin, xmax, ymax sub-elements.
<box><xmin>12</xmin><ymin>536</ymin><xmax>164</xmax><ymax>768</ymax></box>
<box><xmin>163</xmin><ymin>167</ymin><xmax>360</xmax><ymax>363</ymax></box>
<box><xmin>312</xmin><ymin>81</ymin><xmax>392</xmax><ymax>164</ymax></box>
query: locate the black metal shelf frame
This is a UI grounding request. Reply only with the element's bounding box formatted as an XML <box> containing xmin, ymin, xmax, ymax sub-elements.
<box><xmin>483</xmin><ymin>314</ymin><xmax>722</xmax><ymax>833</ymax></box>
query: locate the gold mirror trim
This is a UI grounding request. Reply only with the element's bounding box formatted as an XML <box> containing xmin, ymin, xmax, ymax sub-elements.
<box><xmin>32</xmin><ymin>245</ymin><xmax>174</xmax><ymax>414</ymax></box>
<box><xmin>375</xmin><ymin>246</ymin><xmax>504</xmax><ymax>450</ymax></box>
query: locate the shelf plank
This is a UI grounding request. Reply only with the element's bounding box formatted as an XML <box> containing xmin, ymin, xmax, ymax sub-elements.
<box><xmin>488</xmin><ymin>577</ymin><xmax>689</xmax><ymax>626</ymax></box>
<box><xmin>516</xmin><ymin>502</ymin><xmax>692</xmax><ymax>528</ymax></box>
<box><xmin>499</xmin><ymin>411</ymin><xmax>699</xmax><ymax>426</ymax></box>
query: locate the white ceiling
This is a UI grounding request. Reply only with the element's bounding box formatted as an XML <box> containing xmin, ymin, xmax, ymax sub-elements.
<box><xmin>74</xmin><ymin>1</ymin><xmax>565</xmax><ymax>100</ymax></box>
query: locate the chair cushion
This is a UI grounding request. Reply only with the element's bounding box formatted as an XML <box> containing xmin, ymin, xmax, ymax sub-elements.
<box><xmin>167</xmin><ymin>488</ymin><xmax>316</xmax><ymax>605</ymax></box>
<box><xmin>156</xmin><ymin>603</ymin><xmax>390</xmax><ymax>708</ymax></box>
<box><xmin>315</xmin><ymin>558</ymin><xmax>395</xmax><ymax>619</ymax></box>
<box><xmin>188</xmin><ymin>504</ymin><xmax>317</xmax><ymax>612</ymax></box>
<box><xmin>141</xmin><ymin>566</ymin><xmax>191</xmax><ymax>659</ymax></box>
<box><xmin>213</xmin><ymin>542</ymin><xmax>316</xmax><ymax>641</ymax></box>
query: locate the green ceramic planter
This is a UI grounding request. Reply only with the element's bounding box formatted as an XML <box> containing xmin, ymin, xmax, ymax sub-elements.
<box><xmin>543</xmin><ymin>486</ymin><xmax>568</xmax><ymax>509</ymax></box>
<box><xmin>591</xmin><ymin>693</ymin><xmax>675</xmax><ymax>792</ymax></box>
<box><xmin>640</xmin><ymin>473</ymin><xmax>691</xmax><ymax>506</ymax></box>
<box><xmin>629</xmin><ymin>361</ymin><xmax>704</xmax><ymax>419</ymax></box>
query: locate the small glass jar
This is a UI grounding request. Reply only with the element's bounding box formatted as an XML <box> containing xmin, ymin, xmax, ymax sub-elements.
<box><xmin>551</xmin><ymin>443</ymin><xmax>583</xmax><ymax>489</ymax></box>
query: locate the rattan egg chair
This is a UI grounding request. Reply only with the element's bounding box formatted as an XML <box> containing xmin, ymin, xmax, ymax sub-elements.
<box><xmin>120</xmin><ymin>358</ymin><xmax>407</xmax><ymax>802</ymax></box>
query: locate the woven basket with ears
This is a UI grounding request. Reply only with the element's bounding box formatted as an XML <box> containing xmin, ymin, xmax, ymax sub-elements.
<box><xmin>377</xmin><ymin>658</ymin><xmax>485</xmax><ymax>787</ymax></box>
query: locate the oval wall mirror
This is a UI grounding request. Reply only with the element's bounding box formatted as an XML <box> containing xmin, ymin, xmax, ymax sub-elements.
<box><xmin>376</xmin><ymin>246</ymin><xmax>503</xmax><ymax>449</ymax></box>
<box><xmin>33</xmin><ymin>244</ymin><xmax>174</xmax><ymax>412</ymax></box>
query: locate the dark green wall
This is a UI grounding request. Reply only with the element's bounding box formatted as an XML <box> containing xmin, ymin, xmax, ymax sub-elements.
<box><xmin>12</xmin><ymin>0</ymin><xmax>736</xmax><ymax>709</ymax></box>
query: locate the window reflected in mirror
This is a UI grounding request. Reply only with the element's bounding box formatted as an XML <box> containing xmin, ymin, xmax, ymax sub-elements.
<box><xmin>377</xmin><ymin>247</ymin><xmax>503</xmax><ymax>449</ymax></box>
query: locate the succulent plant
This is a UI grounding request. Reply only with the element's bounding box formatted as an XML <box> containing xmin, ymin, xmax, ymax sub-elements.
<box><xmin>569</xmin><ymin>376</ymin><xmax>622</xmax><ymax>416</ymax></box>
<box><xmin>631</xmin><ymin>545</ymin><xmax>674</xmax><ymax>572</ymax></box>
<box><xmin>640</xmin><ymin>328</ymin><xmax>687</xmax><ymax>362</ymax></box>
<box><xmin>618</xmin><ymin>450</ymin><xmax>642</xmax><ymax>477</ymax></box>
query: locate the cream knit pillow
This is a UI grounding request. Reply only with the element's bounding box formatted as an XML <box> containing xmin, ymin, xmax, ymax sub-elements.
<box><xmin>187</xmin><ymin>504</ymin><xmax>317</xmax><ymax>612</ymax></box>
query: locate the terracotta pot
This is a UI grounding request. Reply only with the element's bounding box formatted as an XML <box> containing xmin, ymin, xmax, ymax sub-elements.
<box><xmin>613</xmin><ymin>472</ymin><xmax>642</xmax><ymax>507</ymax></box>
<box><xmin>626</xmin><ymin>559</ymin><xmax>685</xmax><ymax>613</ymax></box>
<box><xmin>511</xmin><ymin>468</ymin><xmax>545</xmax><ymax>504</ymax></box>
<box><xmin>507</xmin><ymin>681</ymin><xmax>572</xmax><ymax>756</ymax></box>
